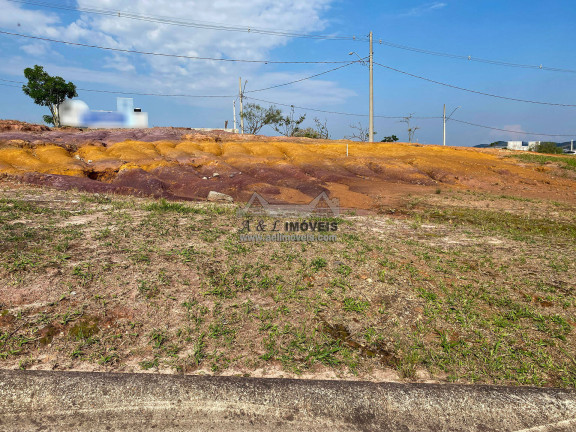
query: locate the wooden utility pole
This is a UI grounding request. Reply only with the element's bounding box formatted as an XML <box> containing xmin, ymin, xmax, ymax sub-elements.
<box><xmin>369</xmin><ymin>31</ymin><xmax>374</xmax><ymax>143</ymax></box>
<box><xmin>443</xmin><ymin>104</ymin><xmax>446</xmax><ymax>146</ymax></box>
<box><xmin>239</xmin><ymin>77</ymin><xmax>244</xmax><ymax>134</ymax></box>
<box><xmin>233</xmin><ymin>100</ymin><xmax>237</xmax><ymax>133</ymax></box>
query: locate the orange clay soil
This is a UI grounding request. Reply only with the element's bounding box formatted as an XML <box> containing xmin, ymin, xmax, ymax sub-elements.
<box><xmin>1</xmin><ymin>129</ymin><xmax>575</xmax><ymax>209</ymax></box>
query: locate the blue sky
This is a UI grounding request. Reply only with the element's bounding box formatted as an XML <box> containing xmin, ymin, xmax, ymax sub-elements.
<box><xmin>1</xmin><ymin>0</ymin><xmax>575</xmax><ymax>145</ymax></box>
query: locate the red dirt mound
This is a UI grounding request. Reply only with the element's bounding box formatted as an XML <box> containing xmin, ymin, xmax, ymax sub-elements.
<box><xmin>0</xmin><ymin>120</ymin><xmax>50</xmax><ymax>132</ymax></box>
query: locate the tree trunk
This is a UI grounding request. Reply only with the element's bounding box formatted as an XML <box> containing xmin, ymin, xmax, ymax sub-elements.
<box><xmin>49</xmin><ymin>104</ymin><xmax>60</xmax><ymax>127</ymax></box>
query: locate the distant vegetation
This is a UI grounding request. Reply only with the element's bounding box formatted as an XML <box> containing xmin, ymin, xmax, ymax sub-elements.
<box><xmin>509</xmin><ymin>153</ymin><xmax>576</xmax><ymax>171</ymax></box>
<box><xmin>241</xmin><ymin>103</ymin><xmax>332</xmax><ymax>139</ymax></box>
<box><xmin>535</xmin><ymin>142</ymin><xmax>564</xmax><ymax>154</ymax></box>
<box><xmin>381</xmin><ymin>135</ymin><xmax>399</xmax><ymax>143</ymax></box>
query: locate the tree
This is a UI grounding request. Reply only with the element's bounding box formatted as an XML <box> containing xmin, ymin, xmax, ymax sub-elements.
<box><xmin>241</xmin><ymin>103</ymin><xmax>283</xmax><ymax>135</ymax></box>
<box><xmin>345</xmin><ymin>122</ymin><xmax>376</xmax><ymax>142</ymax></box>
<box><xmin>273</xmin><ymin>106</ymin><xmax>306</xmax><ymax>137</ymax></box>
<box><xmin>22</xmin><ymin>65</ymin><xmax>77</xmax><ymax>127</ymax></box>
<box><xmin>381</xmin><ymin>135</ymin><xmax>399</xmax><ymax>143</ymax></box>
<box><xmin>293</xmin><ymin>117</ymin><xmax>330</xmax><ymax>139</ymax></box>
<box><xmin>535</xmin><ymin>142</ymin><xmax>563</xmax><ymax>154</ymax></box>
<box><xmin>313</xmin><ymin>117</ymin><xmax>330</xmax><ymax>140</ymax></box>
<box><xmin>293</xmin><ymin>127</ymin><xmax>319</xmax><ymax>139</ymax></box>
<box><xmin>399</xmin><ymin>114</ymin><xmax>419</xmax><ymax>143</ymax></box>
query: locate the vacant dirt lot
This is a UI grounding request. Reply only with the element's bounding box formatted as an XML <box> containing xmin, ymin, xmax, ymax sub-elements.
<box><xmin>1</xmin><ymin>124</ymin><xmax>575</xmax><ymax>387</ymax></box>
<box><xmin>1</xmin><ymin>124</ymin><xmax>575</xmax><ymax>210</ymax></box>
<box><xmin>0</xmin><ymin>180</ymin><xmax>575</xmax><ymax>387</ymax></box>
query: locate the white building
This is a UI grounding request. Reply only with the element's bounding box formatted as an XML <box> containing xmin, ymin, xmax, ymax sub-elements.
<box><xmin>60</xmin><ymin>97</ymin><xmax>148</xmax><ymax>128</ymax></box>
<box><xmin>507</xmin><ymin>141</ymin><xmax>539</xmax><ymax>151</ymax></box>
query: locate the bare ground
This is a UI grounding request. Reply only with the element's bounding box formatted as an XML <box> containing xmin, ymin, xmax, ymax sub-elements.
<box><xmin>0</xmin><ymin>179</ymin><xmax>575</xmax><ymax>387</ymax></box>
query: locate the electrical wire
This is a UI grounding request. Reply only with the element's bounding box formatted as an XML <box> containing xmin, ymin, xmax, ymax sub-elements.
<box><xmin>3</xmin><ymin>79</ymin><xmax>573</xmax><ymax>137</ymax></box>
<box><xmin>246</xmin><ymin>61</ymin><xmax>360</xmax><ymax>93</ymax></box>
<box><xmin>373</xmin><ymin>38</ymin><xmax>576</xmax><ymax>74</ymax></box>
<box><xmin>1</xmin><ymin>60</ymin><xmax>362</xmax><ymax>97</ymax></box>
<box><xmin>6</xmin><ymin>0</ymin><xmax>367</xmax><ymax>41</ymax></box>
<box><xmin>8</xmin><ymin>0</ymin><xmax>576</xmax><ymax>73</ymax></box>
<box><xmin>374</xmin><ymin>62</ymin><xmax>576</xmax><ymax>107</ymax></box>
<box><xmin>243</xmin><ymin>96</ymin><xmax>441</xmax><ymax>119</ymax></box>
<box><xmin>0</xmin><ymin>30</ymin><xmax>354</xmax><ymax>64</ymax></box>
<box><xmin>450</xmin><ymin>118</ymin><xmax>576</xmax><ymax>137</ymax></box>
<box><xmin>0</xmin><ymin>77</ymin><xmax>235</xmax><ymax>98</ymax></box>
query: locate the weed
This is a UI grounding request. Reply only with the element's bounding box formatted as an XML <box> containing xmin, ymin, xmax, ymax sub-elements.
<box><xmin>311</xmin><ymin>257</ymin><xmax>328</xmax><ymax>272</ymax></box>
<box><xmin>139</xmin><ymin>358</ymin><xmax>159</xmax><ymax>370</ymax></box>
<box><xmin>150</xmin><ymin>329</ymin><xmax>167</xmax><ymax>349</ymax></box>
<box><xmin>343</xmin><ymin>298</ymin><xmax>370</xmax><ymax>313</ymax></box>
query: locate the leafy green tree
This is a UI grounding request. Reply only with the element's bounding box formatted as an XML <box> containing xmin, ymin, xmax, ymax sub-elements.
<box><xmin>535</xmin><ymin>142</ymin><xmax>562</xmax><ymax>154</ymax></box>
<box><xmin>273</xmin><ymin>106</ymin><xmax>306</xmax><ymax>137</ymax></box>
<box><xmin>293</xmin><ymin>127</ymin><xmax>319</xmax><ymax>139</ymax></box>
<box><xmin>241</xmin><ymin>103</ymin><xmax>283</xmax><ymax>135</ymax></box>
<box><xmin>22</xmin><ymin>65</ymin><xmax>77</xmax><ymax>127</ymax></box>
<box><xmin>381</xmin><ymin>135</ymin><xmax>399</xmax><ymax>142</ymax></box>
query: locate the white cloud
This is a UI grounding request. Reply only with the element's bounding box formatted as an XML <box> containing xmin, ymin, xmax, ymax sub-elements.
<box><xmin>0</xmin><ymin>0</ymin><xmax>60</xmax><ymax>31</ymax></box>
<box><xmin>490</xmin><ymin>124</ymin><xmax>527</xmax><ymax>141</ymax></box>
<box><xmin>20</xmin><ymin>41</ymin><xmax>52</xmax><ymax>56</ymax></box>
<box><xmin>401</xmin><ymin>2</ymin><xmax>447</xmax><ymax>17</ymax></box>
<box><xmin>1</xmin><ymin>0</ymin><xmax>356</xmax><ymax>109</ymax></box>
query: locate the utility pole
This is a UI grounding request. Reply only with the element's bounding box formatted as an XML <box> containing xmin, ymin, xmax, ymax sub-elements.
<box><xmin>233</xmin><ymin>100</ymin><xmax>237</xmax><ymax>133</ymax></box>
<box><xmin>442</xmin><ymin>105</ymin><xmax>460</xmax><ymax>147</ymax></box>
<box><xmin>443</xmin><ymin>104</ymin><xmax>446</xmax><ymax>146</ymax></box>
<box><xmin>239</xmin><ymin>77</ymin><xmax>244</xmax><ymax>134</ymax></box>
<box><xmin>369</xmin><ymin>31</ymin><xmax>374</xmax><ymax>143</ymax></box>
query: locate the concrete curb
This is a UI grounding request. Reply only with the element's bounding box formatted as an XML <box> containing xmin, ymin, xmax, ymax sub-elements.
<box><xmin>0</xmin><ymin>370</ymin><xmax>575</xmax><ymax>431</ymax></box>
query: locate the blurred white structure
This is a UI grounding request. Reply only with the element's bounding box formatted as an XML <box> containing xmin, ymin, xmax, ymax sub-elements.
<box><xmin>60</xmin><ymin>98</ymin><xmax>148</xmax><ymax>128</ymax></box>
<box><xmin>507</xmin><ymin>141</ymin><xmax>539</xmax><ymax>151</ymax></box>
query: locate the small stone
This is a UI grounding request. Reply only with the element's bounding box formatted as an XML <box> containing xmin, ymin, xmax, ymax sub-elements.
<box><xmin>71</xmin><ymin>291</ymin><xmax>77</xmax><ymax>296</ymax></box>
<box><xmin>202</xmin><ymin>177</ymin><xmax>208</xmax><ymax>180</ymax></box>
<box><xmin>207</xmin><ymin>191</ymin><xmax>233</xmax><ymax>203</ymax></box>
<box><xmin>212</xmin><ymin>173</ymin><xmax>220</xmax><ymax>177</ymax></box>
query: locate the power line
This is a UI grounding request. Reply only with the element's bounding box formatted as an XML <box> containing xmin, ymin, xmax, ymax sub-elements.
<box><xmin>374</xmin><ymin>62</ymin><xmax>576</xmax><ymax>107</ymax></box>
<box><xmin>373</xmin><ymin>38</ymin><xmax>576</xmax><ymax>74</ymax></box>
<box><xmin>244</xmin><ymin>96</ymin><xmax>440</xmax><ymax>119</ymax></box>
<box><xmin>6</xmin><ymin>0</ymin><xmax>367</xmax><ymax>42</ymax></box>
<box><xmin>246</xmin><ymin>61</ymin><xmax>360</xmax><ymax>93</ymax></box>
<box><xmin>246</xmin><ymin>95</ymin><xmax>574</xmax><ymax>137</ymax></box>
<box><xmin>450</xmin><ymin>118</ymin><xmax>576</xmax><ymax>137</ymax></box>
<box><xmin>0</xmin><ymin>60</ymin><xmax>360</xmax><ymax>97</ymax></box>
<box><xmin>0</xmin><ymin>77</ymin><xmax>234</xmax><ymax>98</ymax></box>
<box><xmin>4</xmin><ymin>79</ymin><xmax>573</xmax><ymax>137</ymax></box>
<box><xmin>0</xmin><ymin>30</ymin><xmax>354</xmax><ymax>64</ymax></box>
<box><xmin>8</xmin><ymin>0</ymin><xmax>576</xmax><ymax>74</ymax></box>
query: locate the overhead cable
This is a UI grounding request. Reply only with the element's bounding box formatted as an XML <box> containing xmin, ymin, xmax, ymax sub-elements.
<box><xmin>246</xmin><ymin>61</ymin><xmax>360</xmax><ymax>93</ymax></box>
<box><xmin>450</xmin><ymin>118</ymin><xmax>576</xmax><ymax>137</ymax></box>
<box><xmin>0</xmin><ymin>77</ymin><xmax>234</xmax><ymax>98</ymax></box>
<box><xmin>6</xmin><ymin>0</ymin><xmax>367</xmax><ymax>41</ymax></box>
<box><xmin>244</xmin><ymin>96</ymin><xmax>441</xmax><ymax>119</ymax></box>
<box><xmin>0</xmin><ymin>30</ymin><xmax>354</xmax><ymax>64</ymax></box>
<box><xmin>374</xmin><ymin>62</ymin><xmax>576</xmax><ymax>107</ymax></box>
<box><xmin>373</xmin><ymin>38</ymin><xmax>576</xmax><ymax>74</ymax></box>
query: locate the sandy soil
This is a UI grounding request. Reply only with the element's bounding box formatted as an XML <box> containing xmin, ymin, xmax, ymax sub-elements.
<box><xmin>1</xmin><ymin>123</ymin><xmax>575</xmax><ymax>210</ymax></box>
